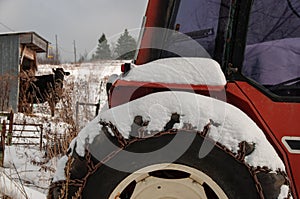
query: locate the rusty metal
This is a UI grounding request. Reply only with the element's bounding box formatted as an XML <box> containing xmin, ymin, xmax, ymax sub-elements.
<box><xmin>0</xmin><ymin>120</ymin><xmax>6</xmax><ymax>167</ymax></box>
<box><xmin>237</xmin><ymin>141</ymin><xmax>246</xmax><ymax>161</ymax></box>
<box><xmin>76</xmin><ymin>102</ymin><xmax>99</xmax><ymax>127</ymax></box>
<box><xmin>2</xmin><ymin>121</ymin><xmax>44</xmax><ymax>150</ymax></box>
<box><xmin>99</xmin><ymin>120</ymin><xmax>128</xmax><ymax>147</ymax></box>
<box><xmin>7</xmin><ymin>111</ymin><xmax>13</xmax><ymax>145</ymax></box>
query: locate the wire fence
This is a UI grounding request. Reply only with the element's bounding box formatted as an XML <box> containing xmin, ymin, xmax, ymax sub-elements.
<box><xmin>0</xmin><ymin>111</ymin><xmax>44</xmax><ymax>167</ymax></box>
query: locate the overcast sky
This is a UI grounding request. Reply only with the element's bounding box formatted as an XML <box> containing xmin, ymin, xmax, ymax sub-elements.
<box><xmin>0</xmin><ymin>0</ymin><xmax>148</xmax><ymax>62</ymax></box>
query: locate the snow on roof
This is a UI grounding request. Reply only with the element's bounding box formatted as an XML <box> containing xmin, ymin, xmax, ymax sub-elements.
<box><xmin>122</xmin><ymin>57</ymin><xmax>226</xmax><ymax>86</ymax></box>
<box><xmin>73</xmin><ymin>91</ymin><xmax>285</xmax><ymax>172</ymax></box>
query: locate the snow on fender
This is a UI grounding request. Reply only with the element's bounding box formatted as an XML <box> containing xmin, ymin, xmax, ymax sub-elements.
<box><xmin>98</xmin><ymin>91</ymin><xmax>285</xmax><ymax>171</ymax></box>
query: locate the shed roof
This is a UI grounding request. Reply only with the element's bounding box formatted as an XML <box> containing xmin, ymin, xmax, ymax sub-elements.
<box><xmin>0</xmin><ymin>31</ymin><xmax>50</xmax><ymax>53</ymax></box>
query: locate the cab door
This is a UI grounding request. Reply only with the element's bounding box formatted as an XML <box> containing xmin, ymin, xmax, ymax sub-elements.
<box><xmin>225</xmin><ymin>0</ymin><xmax>300</xmax><ymax>198</ymax></box>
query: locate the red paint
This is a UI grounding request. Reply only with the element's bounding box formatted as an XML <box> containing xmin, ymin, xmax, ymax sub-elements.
<box><xmin>109</xmin><ymin>79</ymin><xmax>225</xmax><ymax>108</ymax></box>
<box><xmin>135</xmin><ymin>0</ymin><xmax>170</xmax><ymax>65</ymax></box>
<box><xmin>226</xmin><ymin>82</ymin><xmax>300</xmax><ymax>198</ymax></box>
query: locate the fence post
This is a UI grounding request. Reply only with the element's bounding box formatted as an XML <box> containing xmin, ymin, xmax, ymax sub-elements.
<box><xmin>76</xmin><ymin>101</ymin><xmax>79</xmax><ymax>127</ymax></box>
<box><xmin>40</xmin><ymin>125</ymin><xmax>43</xmax><ymax>151</ymax></box>
<box><xmin>95</xmin><ymin>99</ymin><xmax>100</xmax><ymax>117</ymax></box>
<box><xmin>0</xmin><ymin>120</ymin><xmax>6</xmax><ymax>167</ymax></box>
<box><xmin>7</xmin><ymin>110</ymin><xmax>13</xmax><ymax>145</ymax></box>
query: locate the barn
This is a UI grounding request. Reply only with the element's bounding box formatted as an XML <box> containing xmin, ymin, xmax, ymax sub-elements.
<box><xmin>0</xmin><ymin>32</ymin><xmax>50</xmax><ymax>113</ymax></box>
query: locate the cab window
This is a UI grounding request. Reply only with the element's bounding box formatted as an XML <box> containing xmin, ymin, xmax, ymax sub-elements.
<box><xmin>242</xmin><ymin>0</ymin><xmax>300</xmax><ymax>97</ymax></box>
<box><xmin>160</xmin><ymin>0</ymin><xmax>229</xmax><ymax>60</ymax></box>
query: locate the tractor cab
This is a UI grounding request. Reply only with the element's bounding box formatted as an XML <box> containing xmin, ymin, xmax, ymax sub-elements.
<box><xmin>134</xmin><ymin>0</ymin><xmax>300</xmax><ymax>99</ymax></box>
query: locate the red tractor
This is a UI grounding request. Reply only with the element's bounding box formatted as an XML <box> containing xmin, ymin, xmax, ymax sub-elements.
<box><xmin>49</xmin><ymin>0</ymin><xmax>300</xmax><ymax>198</ymax></box>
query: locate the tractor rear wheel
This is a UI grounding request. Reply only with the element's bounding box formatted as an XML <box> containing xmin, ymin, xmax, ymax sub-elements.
<box><xmin>65</xmin><ymin>131</ymin><xmax>260</xmax><ymax>199</ymax></box>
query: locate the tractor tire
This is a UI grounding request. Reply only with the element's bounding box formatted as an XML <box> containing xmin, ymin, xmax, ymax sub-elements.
<box><xmin>50</xmin><ymin>130</ymin><xmax>263</xmax><ymax>199</ymax></box>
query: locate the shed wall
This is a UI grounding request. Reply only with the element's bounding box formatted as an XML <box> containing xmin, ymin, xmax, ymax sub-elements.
<box><xmin>0</xmin><ymin>35</ymin><xmax>20</xmax><ymax>112</ymax></box>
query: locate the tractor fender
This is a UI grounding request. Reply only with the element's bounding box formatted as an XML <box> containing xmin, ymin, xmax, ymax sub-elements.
<box><xmin>51</xmin><ymin>91</ymin><xmax>290</xmax><ymax>198</ymax></box>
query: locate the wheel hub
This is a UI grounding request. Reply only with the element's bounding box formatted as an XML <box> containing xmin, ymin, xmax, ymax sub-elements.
<box><xmin>110</xmin><ymin>163</ymin><xmax>229</xmax><ymax>199</ymax></box>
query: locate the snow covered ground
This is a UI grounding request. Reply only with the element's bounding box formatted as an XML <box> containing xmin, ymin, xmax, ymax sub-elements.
<box><xmin>0</xmin><ymin>60</ymin><xmax>122</xmax><ymax>198</ymax></box>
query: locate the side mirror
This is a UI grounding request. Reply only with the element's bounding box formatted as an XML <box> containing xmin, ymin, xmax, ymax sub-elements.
<box><xmin>121</xmin><ymin>63</ymin><xmax>131</xmax><ymax>73</ymax></box>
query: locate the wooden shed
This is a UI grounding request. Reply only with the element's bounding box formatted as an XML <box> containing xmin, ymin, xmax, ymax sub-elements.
<box><xmin>0</xmin><ymin>32</ymin><xmax>50</xmax><ymax>113</ymax></box>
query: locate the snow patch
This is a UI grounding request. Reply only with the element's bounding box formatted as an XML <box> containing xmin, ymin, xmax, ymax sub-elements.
<box><xmin>0</xmin><ymin>168</ymin><xmax>46</xmax><ymax>199</ymax></box>
<box><xmin>278</xmin><ymin>185</ymin><xmax>291</xmax><ymax>199</ymax></box>
<box><xmin>122</xmin><ymin>57</ymin><xmax>226</xmax><ymax>86</ymax></box>
<box><xmin>52</xmin><ymin>156</ymin><xmax>68</xmax><ymax>182</ymax></box>
<box><xmin>74</xmin><ymin>117</ymin><xmax>102</xmax><ymax>157</ymax></box>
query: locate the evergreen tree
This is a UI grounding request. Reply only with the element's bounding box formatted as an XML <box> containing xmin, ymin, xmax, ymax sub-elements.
<box><xmin>93</xmin><ymin>33</ymin><xmax>111</xmax><ymax>60</ymax></box>
<box><xmin>115</xmin><ymin>29</ymin><xmax>137</xmax><ymax>60</ymax></box>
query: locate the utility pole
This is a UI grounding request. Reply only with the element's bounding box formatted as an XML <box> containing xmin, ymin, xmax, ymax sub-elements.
<box><xmin>73</xmin><ymin>40</ymin><xmax>77</xmax><ymax>64</ymax></box>
<box><xmin>55</xmin><ymin>34</ymin><xmax>59</xmax><ymax>64</ymax></box>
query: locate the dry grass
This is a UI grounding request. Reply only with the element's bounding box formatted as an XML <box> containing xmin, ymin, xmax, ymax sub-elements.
<box><xmin>44</xmin><ymin>82</ymin><xmax>79</xmax><ymax>159</ymax></box>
